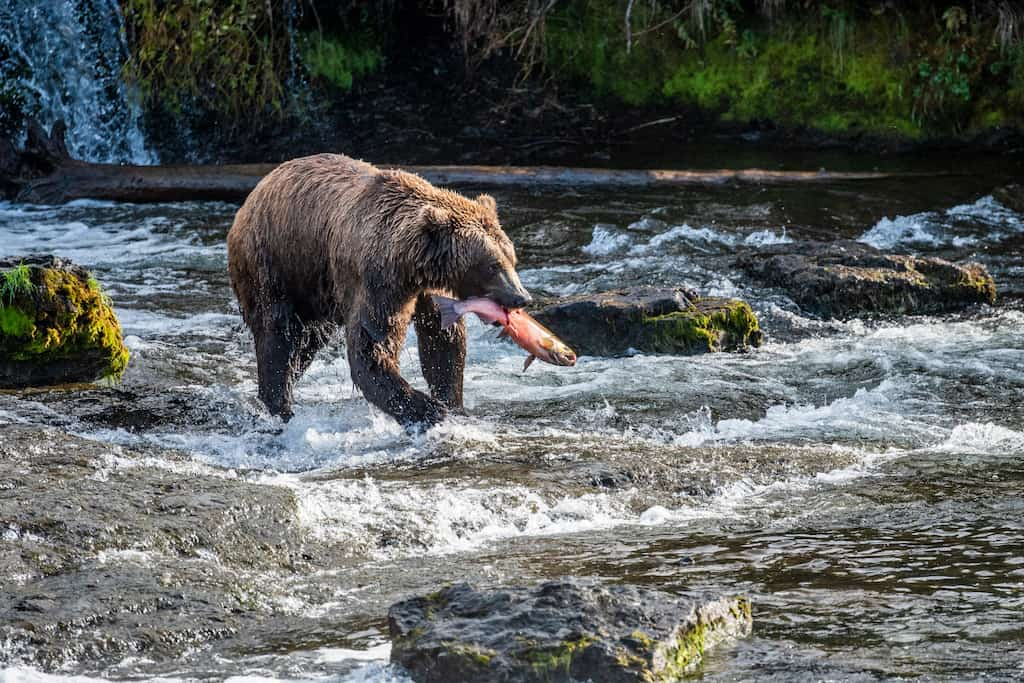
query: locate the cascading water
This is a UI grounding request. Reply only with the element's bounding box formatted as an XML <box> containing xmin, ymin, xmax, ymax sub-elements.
<box><xmin>0</xmin><ymin>0</ymin><xmax>154</xmax><ymax>164</ymax></box>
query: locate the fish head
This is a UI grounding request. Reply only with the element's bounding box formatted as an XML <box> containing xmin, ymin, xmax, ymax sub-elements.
<box><xmin>539</xmin><ymin>335</ymin><xmax>577</xmax><ymax>366</ymax></box>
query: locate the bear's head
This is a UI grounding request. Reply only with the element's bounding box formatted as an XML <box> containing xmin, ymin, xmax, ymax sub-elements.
<box><xmin>417</xmin><ymin>192</ymin><xmax>532</xmax><ymax>309</ymax></box>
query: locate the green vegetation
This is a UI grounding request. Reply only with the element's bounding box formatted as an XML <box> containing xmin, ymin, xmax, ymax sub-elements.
<box><xmin>1</xmin><ymin>262</ymin><xmax>33</xmax><ymax>305</ymax></box>
<box><xmin>108</xmin><ymin>0</ymin><xmax>1022</xmax><ymax>142</ymax></box>
<box><xmin>300</xmin><ymin>31</ymin><xmax>382</xmax><ymax>91</ymax></box>
<box><xmin>121</xmin><ymin>0</ymin><xmax>300</xmax><ymax>126</ymax></box>
<box><xmin>541</xmin><ymin>1</ymin><xmax>1024</xmax><ymax>138</ymax></box>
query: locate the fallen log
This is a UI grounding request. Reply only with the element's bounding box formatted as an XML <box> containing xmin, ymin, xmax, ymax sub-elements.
<box><xmin>4</xmin><ymin>120</ymin><xmax>949</xmax><ymax>205</ymax></box>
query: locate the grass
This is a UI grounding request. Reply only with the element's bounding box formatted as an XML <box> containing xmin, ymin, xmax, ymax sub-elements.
<box><xmin>299</xmin><ymin>31</ymin><xmax>383</xmax><ymax>91</ymax></box>
<box><xmin>1</xmin><ymin>262</ymin><xmax>34</xmax><ymax>306</ymax></box>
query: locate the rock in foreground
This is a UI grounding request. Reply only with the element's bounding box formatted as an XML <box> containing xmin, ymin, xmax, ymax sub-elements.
<box><xmin>532</xmin><ymin>287</ymin><xmax>762</xmax><ymax>357</ymax></box>
<box><xmin>389</xmin><ymin>580</ymin><xmax>752</xmax><ymax>683</ymax></box>
<box><xmin>737</xmin><ymin>240</ymin><xmax>996</xmax><ymax>319</ymax></box>
<box><xmin>0</xmin><ymin>255</ymin><xmax>129</xmax><ymax>388</ymax></box>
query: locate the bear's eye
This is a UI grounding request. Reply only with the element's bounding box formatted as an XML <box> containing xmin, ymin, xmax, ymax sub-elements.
<box><xmin>488</xmin><ymin>261</ymin><xmax>502</xmax><ymax>276</ymax></box>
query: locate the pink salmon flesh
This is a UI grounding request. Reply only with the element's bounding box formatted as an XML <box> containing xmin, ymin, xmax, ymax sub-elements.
<box><xmin>431</xmin><ymin>295</ymin><xmax>577</xmax><ymax>371</ymax></box>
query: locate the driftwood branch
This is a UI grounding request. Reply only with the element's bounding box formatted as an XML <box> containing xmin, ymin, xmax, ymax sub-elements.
<box><xmin>2</xmin><ymin>119</ymin><xmax>951</xmax><ymax>205</ymax></box>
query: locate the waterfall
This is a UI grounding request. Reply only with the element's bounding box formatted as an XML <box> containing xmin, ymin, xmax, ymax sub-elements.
<box><xmin>0</xmin><ymin>0</ymin><xmax>155</xmax><ymax>164</ymax></box>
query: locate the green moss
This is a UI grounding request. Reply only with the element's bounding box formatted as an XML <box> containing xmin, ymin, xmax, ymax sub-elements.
<box><xmin>957</xmin><ymin>267</ymin><xmax>997</xmax><ymax>304</ymax></box>
<box><xmin>0</xmin><ymin>306</ymin><xmax>35</xmax><ymax>338</ymax></box>
<box><xmin>445</xmin><ymin>642</ymin><xmax>497</xmax><ymax>668</ymax></box>
<box><xmin>518</xmin><ymin>635</ymin><xmax>594</xmax><ymax>675</ymax></box>
<box><xmin>300</xmin><ymin>31</ymin><xmax>382</xmax><ymax>92</ymax></box>
<box><xmin>652</xmin><ymin>597</ymin><xmax>753</xmax><ymax>680</ymax></box>
<box><xmin>629</xmin><ymin>629</ymin><xmax>654</xmax><ymax>650</ymax></box>
<box><xmin>642</xmin><ymin>300</ymin><xmax>761</xmax><ymax>354</ymax></box>
<box><xmin>0</xmin><ymin>265</ymin><xmax>129</xmax><ymax>381</ymax></box>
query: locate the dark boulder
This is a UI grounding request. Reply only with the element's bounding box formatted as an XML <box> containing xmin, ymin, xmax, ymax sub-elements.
<box><xmin>0</xmin><ymin>255</ymin><xmax>129</xmax><ymax>388</ymax></box>
<box><xmin>389</xmin><ymin>580</ymin><xmax>752</xmax><ymax>683</ymax></box>
<box><xmin>736</xmin><ymin>240</ymin><xmax>995</xmax><ymax>319</ymax></box>
<box><xmin>531</xmin><ymin>287</ymin><xmax>762</xmax><ymax>357</ymax></box>
<box><xmin>993</xmin><ymin>184</ymin><xmax>1023</xmax><ymax>214</ymax></box>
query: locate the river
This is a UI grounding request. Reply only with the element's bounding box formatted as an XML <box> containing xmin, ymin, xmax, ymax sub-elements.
<box><xmin>1</xmin><ymin>162</ymin><xmax>1023</xmax><ymax>681</ymax></box>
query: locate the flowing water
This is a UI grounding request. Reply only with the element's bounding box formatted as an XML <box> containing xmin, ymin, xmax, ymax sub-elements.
<box><xmin>0</xmin><ymin>0</ymin><xmax>154</xmax><ymax>164</ymax></box>
<box><xmin>1</xmin><ymin>166</ymin><xmax>1023</xmax><ymax>682</ymax></box>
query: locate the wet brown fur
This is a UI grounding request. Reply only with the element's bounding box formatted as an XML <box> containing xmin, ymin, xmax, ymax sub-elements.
<box><xmin>227</xmin><ymin>153</ymin><xmax>522</xmax><ymax>428</ymax></box>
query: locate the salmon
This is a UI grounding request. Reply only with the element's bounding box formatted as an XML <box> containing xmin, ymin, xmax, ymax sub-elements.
<box><xmin>432</xmin><ymin>295</ymin><xmax>577</xmax><ymax>371</ymax></box>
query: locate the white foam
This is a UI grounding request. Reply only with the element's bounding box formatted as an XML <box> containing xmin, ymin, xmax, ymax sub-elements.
<box><xmin>937</xmin><ymin>422</ymin><xmax>1024</xmax><ymax>454</ymax></box>
<box><xmin>581</xmin><ymin>224</ymin><xmax>632</xmax><ymax>256</ymax></box>
<box><xmin>629</xmin><ymin>223</ymin><xmax>721</xmax><ymax>253</ymax></box>
<box><xmin>671</xmin><ymin>379</ymin><xmax>911</xmax><ymax>447</ymax></box>
<box><xmin>858</xmin><ymin>214</ymin><xmax>944</xmax><ymax>249</ymax></box>
<box><xmin>859</xmin><ymin>195</ymin><xmax>1023</xmax><ymax>249</ymax></box>
<box><xmin>116</xmin><ymin>310</ymin><xmax>239</xmax><ymax>337</ymax></box>
<box><xmin>625</xmin><ymin>223</ymin><xmax>791</xmax><ymax>255</ymax></box>
<box><xmin>743</xmin><ymin>227</ymin><xmax>792</xmax><ymax>246</ymax></box>
<box><xmin>316</xmin><ymin>643</ymin><xmax>392</xmax><ymax>663</ymax></box>
<box><xmin>273</xmin><ymin>474</ymin><xmax>636</xmax><ymax>557</ymax></box>
<box><xmin>96</xmin><ymin>549</ymin><xmax>155</xmax><ymax>566</ymax></box>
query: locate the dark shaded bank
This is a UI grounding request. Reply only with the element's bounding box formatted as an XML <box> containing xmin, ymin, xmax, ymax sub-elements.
<box><xmin>67</xmin><ymin>2</ymin><xmax>1024</xmax><ymax>166</ymax></box>
<box><xmin>148</xmin><ymin>28</ymin><xmax>1024</xmax><ymax>170</ymax></box>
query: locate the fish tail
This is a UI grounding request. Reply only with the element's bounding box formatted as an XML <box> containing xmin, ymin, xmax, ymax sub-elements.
<box><xmin>431</xmin><ymin>295</ymin><xmax>463</xmax><ymax>329</ymax></box>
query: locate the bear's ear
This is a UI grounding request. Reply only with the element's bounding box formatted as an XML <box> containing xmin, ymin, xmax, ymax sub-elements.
<box><xmin>476</xmin><ymin>194</ymin><xmax>498</xmax><ymax>215</ymax></box>
<box><xmin>420</xmin><ymin>204</ymin><xmax>452</xmax><ymax>231</ymax></box>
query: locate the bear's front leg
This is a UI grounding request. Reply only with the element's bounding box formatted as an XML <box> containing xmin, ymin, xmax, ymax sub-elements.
<box><xmin>346</xmin><ymin>317</ymin><xmax>447</xmax><ymax>430</ymax></box>
<box><xmin>413</xmin><ymin>293</ymin><xmax>466</xmax><ymax>412</ymax></box>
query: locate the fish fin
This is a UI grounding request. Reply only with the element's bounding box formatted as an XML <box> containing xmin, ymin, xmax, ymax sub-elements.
<box><xmin>523</xmin><ymin>354</ymin><xmax>536</xmax><ymax>372</ymax></box>
<box><xmin>497</xmin><ymin>327</ymin><xmax>510</xmax><ymax>339</ymax></box>
<box><xmin>431</xmin><ymin>295</ymin><xmax>463</xmax><ymax>329</ymax></box>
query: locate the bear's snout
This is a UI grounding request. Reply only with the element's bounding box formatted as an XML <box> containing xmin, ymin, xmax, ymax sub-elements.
<box><xmin>487</xmin><ymin>269</ymin><xmax>533</xmax><ymax>309</ymax></box>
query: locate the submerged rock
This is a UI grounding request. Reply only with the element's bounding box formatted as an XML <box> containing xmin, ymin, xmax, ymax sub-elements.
<box><xmin>736</xmin><ymin>240</ymin><xmax>996</xmax><ymax>319</ymax></box>
<box><xmin>0</xmin><ymin>255</ymin><xmax>129</xmax><ymax>388</ymax></box>
<box><xmin>532</xmin><ymin>287</ymin><xmax>762</xmax><ymax>357</ymax></box>
<box><xmin>389</xmin><ymin>580</ymin><xmax>752</xmax><ymax>683</ymax></box>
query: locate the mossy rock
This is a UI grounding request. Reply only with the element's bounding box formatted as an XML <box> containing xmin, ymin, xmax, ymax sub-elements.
<box><xmin>531</xmin><ymin>287</ymin><xmax>762</xmax><ymax>357</ymax></box>
<box><xmin>0</xmin><ymin>255</ymin><xmax>129</xmax><ymax>388</ymax></box>
<box><xmin>388</xmin><ymin>580</ymin><xmax>752</xmax><ymax>683</ymax></box>
<box><xmin>736</xmin><ymin>240</ymin><xmax>996</xmax><ymax>319</ymax></box>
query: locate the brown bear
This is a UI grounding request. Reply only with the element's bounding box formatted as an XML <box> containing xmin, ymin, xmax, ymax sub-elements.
<box><xmin>226</xmin><ymin>153</ymin><xmax>532</xmax><ymax>429</ymax></box>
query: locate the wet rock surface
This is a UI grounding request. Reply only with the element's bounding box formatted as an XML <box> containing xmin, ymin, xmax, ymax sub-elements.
<box><xmin>0</xmin><ymin>424</ymin><xmax>317</xmax><ymax>669</ymax></box>
<box><xmin>736</xmin><ymin>240</ymin><xmax>996</xmax><ymax>319</ymax></box>
<box><xmin>993</xmin><ymin>184</ymin><xmax>1023</xmax><ymax>214</ymax></box>
<box><xmin>532</xmin><ymin>287</ymin><xmax>762</xmax><ymax>357</ymax></box>
<box><xmin>389</xmin><ymin>580</ymin><xmax>752</xmax><ymax>683</ymax></box>
<box><xmin>0</xmin><ymin>254</ymin><xmax>129</xmax><ymax>388</ymax></box>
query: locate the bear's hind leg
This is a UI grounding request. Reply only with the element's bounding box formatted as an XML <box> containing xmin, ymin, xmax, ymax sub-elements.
<box><xmin>413</xmin><ymin>294</ymin><xmax>466</xmax><ymax>411</ymax></box>
<box><xmin>254</xmin><ymin>301</ymin><xmax>298</xmax><ymax>420</ymax></box>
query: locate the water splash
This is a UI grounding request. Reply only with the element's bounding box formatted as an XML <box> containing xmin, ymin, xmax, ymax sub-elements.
<box><xmin>0</xmin><ymin>0</ymin><xmax>154</xmax><ymax>163</ymax></box>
